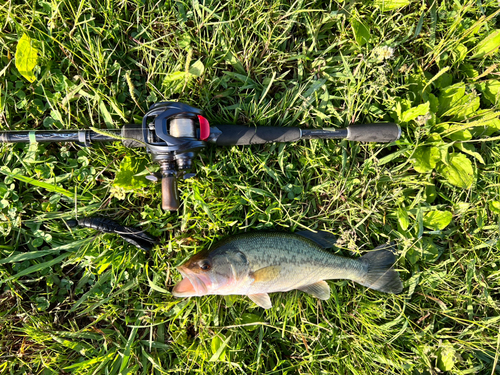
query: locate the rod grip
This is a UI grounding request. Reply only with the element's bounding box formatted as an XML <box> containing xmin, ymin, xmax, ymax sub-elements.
<box><xmin>162</xmin><ymin>175</ymin><xmax>180</xmax><ymax>211</ymax></box>
<box><xmin>214</xmin><ymin>125</ymin><xmax>302</xmax><ymax>145</ymax></box>
<box><xmin>346</xmin><ymin>123</ymin><xmax>401</xmax><ymax>143</ymax></box>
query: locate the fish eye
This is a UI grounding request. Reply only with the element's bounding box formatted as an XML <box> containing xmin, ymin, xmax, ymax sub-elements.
<box><xmin>199</xmin><ymin>262</ymin><xmax>211</xmax><ymax>271</ymax></box>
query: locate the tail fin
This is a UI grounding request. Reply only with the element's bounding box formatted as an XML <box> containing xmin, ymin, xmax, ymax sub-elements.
<box><xmin>357</xmin><ymin>244</ymin><xmax>403</xmax><ymax>294</ymax></box>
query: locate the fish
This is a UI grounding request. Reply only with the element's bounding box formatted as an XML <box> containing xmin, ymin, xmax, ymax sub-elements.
<box><xmin>171</xmin><ymin>231</ymin><xmax>403</xmax><ymax>309</ymax></box>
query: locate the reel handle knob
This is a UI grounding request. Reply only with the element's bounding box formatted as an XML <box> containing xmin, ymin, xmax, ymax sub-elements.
<box><xmin>161</xmin><ymin>174</ymin><xmax>180</xmax><ymax>211</ymax></box>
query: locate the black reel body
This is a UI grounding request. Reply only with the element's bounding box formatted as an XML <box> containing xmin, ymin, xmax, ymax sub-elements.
<box><xmin>123</xmin><ymin>102</ymin><xmax>210</xmax><ymax>211</ymax></box>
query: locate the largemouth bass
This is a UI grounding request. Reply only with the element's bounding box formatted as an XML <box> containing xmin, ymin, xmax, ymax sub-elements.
<box><xmin>172</xmin><ymin>231</ymin><xmax>402</xmax><ymax>309</ymax></box>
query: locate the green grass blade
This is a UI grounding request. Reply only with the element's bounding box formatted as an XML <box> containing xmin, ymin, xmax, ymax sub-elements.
<box><xmin>3</xmin><ymin>252</ymin><xmax>72</xmax><ymax>282</ymax></box>
<box><xmin>0</xmin><ymin>167</ymin><xmax>90</xmax><ymax>200</ymax></box>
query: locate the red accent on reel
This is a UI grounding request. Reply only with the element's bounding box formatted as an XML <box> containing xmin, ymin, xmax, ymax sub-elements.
<box><xmin>198</xmin><ymin>115</ymin><xmax>210</xmax><ymax>141</ymax></box>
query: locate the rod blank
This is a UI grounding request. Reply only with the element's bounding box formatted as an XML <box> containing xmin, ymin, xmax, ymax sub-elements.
<box><xmin>0</xmin><ymin>130</ymin><xmax>122</xmax><ymax>144</ymax></box>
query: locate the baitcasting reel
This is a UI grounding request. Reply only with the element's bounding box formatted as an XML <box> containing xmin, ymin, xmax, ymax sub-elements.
<box><xmin>124</xmin><ymin>102</ymin><xmax>212</xmax><ymax>211</ymax></box>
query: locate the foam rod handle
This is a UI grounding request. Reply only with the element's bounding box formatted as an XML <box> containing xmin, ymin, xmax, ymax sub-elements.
<box><xmin>214</xmin><ymin>125</ymin><xmax>302</xmax><ymax>145</ymax></box>
<box><xmin>346</xmin><ymin>123</ymin><xmax>401</xmax><ymax>143</ymax></box>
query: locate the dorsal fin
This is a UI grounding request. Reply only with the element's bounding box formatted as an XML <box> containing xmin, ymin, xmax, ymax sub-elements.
<box><xmin>296</xmin><ymin>230</ymin><xmax>336</xmax><ymax>249</ymax></box>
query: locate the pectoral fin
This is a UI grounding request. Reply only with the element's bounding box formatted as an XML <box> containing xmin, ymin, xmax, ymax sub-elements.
<box><xmin>248</xmin><ymin>293</ymin><xmax>272</xmax><ymax>309</ymax></box>
<box><xmin>298</xmin><ymin>281</ymin><xmax>330</xmax><ymax>300</ymax></box>
<box><xmin>252</xmin><ymin>265</ymin><xmax>281</xmax><ymax>283</ymax></box>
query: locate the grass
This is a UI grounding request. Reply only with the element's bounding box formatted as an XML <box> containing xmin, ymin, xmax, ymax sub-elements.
<box><xmin>1</xmin><ymin>0</ymin><xmax>500</xmax><ymax>373</ymax></box>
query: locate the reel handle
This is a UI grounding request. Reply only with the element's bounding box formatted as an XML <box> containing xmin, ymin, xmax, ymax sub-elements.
<box><xmin>161</xmin><ymin>174</ymin><xmax>180</xmax><ymax>211</ymax></box>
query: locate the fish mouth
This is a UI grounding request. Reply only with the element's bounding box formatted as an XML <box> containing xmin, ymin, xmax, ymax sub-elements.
<box><xmin>172</xmin><ymin>266</ymin><xmax>209</xmax><ymax>297</ymax></box>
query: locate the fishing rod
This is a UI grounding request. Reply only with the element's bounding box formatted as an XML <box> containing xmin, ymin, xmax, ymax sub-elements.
<box><xmin>0</xmin><ymin>102</ymin><xmax>401</xmax><ymax>211</ymax></box>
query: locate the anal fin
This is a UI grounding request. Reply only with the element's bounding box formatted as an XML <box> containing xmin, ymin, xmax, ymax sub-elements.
<box><xmin>248</xmin><ymin>293</ymin><xmax>272</xmax><ymax>309</ymax></box>
<box><xmin>298</xmin><ymin>281</ymin><xmax>330</xmax><ymax>300</ymax></box>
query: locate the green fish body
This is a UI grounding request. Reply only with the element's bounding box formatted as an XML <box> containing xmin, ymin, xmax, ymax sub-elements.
<box><xmin>172</xmin><ymin>231</ymin><xmax>403</xmax><ymax>309</ymax></box>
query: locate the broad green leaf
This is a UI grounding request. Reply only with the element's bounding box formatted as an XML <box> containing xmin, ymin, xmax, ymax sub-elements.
<box><xmin>397</xmin><ymin>208</ymin><xmax>410</xmax><ymax>231</ymax></box>
<box><xmin>15</xmin><ymin>34</ymin><xmax>38</xmax><ymax>83</ymax></box>
<box><xmin>223</xmin><ymin>295</ymin><xmax>239</xmax><ymax>307</ymax></box>
<box><xmin>448</xmin><ymin>128</ymin><xmax>472</xmax><ymax>141</ymax></box>
<box><xmin>483</xmin><ymin>117</ymin><xmax>500</xmax><ymax>135</ymax></box>
<box><xmin>424</xmin><ymin>184</ymin><xmax>437</xmax><ymax>203</ymax></box>
<box><xmin>438</xmin><ymin>83</ymin><xmax>465</xmax><ymax>117</ymax></box>
<box><xmin>189</xmin><ymin>60</ymin><xmax>204</xmax><ymax>77</ymax></box>
<box><xmin>392</xmin><ymin>98</ymin><xmax>411</xmax><ymax>121</ymax></box>
<box><xmin>465</xmin><ymin>111</ymin><xmax>500</xmax><ymax>137</ymax></box>
<box><xmin>373</xmin><ymin>0</ymin><xmax>410</xmax><ymax>11</ymax></box>
<box><xmin>178</xmin><ymin>33</ymin><xmax>191</xmax><ymax>50</ymax></box>
<box><xmin>35</xmin><ymin>296</ymin><xmax>50</xmax><ymax>311</ymax></box>
<box><xmin>489</xmin><ymin>201</ymin><xmax>500</xmax><ymax>214</ymax></box>
<box><xmin>427</xmin><ymin>133</ymin><xmax>442</xmax><ymax>144</ymax></box>
<box><xmin>437</xmin><ymin>143</ymin><xmax>450</xmax><ymax>164</ymax></box>
<box><xmin>455</xmin><ymin>143</ymin><xmax>484</xmax><ymax>164</ymax></box>
<box><xmin>401</xmin><ymin>102</ymin><xmax>430</xmax><ymax>123</ymax></box>
<box><xmin>428</xmin><ymin>93</ymin><xmax>439</xmax><ymax>113</ymax></box>
<box><xmin>437</xmin><ymin>341</ymin><xmax>456</xmax><ymax>372</ymax></box>
<box><xmin>453</xmin><ymin>44</ymin><xmax>468</xmax><ymax>63</ymax></box>
<box><xmin>435</xmin><ymin>72</ymin><xmax>452</xmax><ymax>89</ymax></box>
<box><xmin>442</xmin><ymin>94</ymin><xmax>480</xmax><ymax>120</ymax></box>
<box><xmin>408</xmin><ymin>74</ymin><xmax>427</xmax><ymax>100</ymax></box>
<box><xmin>412</xmin><ymin>146</ymin><xmax>441</xmax><ymax>173</ymax></box>
<box><xmin>113</xmin><ymin>155</ymin><xmax>149</xmax><ymax>189</ymax></box>
<box><xmin>406</xmin><ymin>248</ymin><xmax>420</xmax><ymax>264</ymax></box>
<box><xmin>164</xmin><ymin>71</ymin><xmax>189</xmax><ymax>82</ymax></box>
<box><xmin>472</xmin><ymin>30</ymin><xmax>500</xmax><ymax>58</ymax></box>
<box><xmin>423</xmin><ymin>210</ymin><xmax>453</xmax><ymax>230</ymax></box>
<box><xmin>351</xmin><ymin>19</ymin><xmax>371</xmax><ymax>46</ymax></box>
<box><xmin>420</xmin><ymin>237</ymin><xmax>440</xmax><ymax>261</ymax></box>
<box><xmin>437</xmin><ymin>153</ymin><xmax>474</xmax><ymax>188</ymax></box>
<box><xmin>477</xmin><ymin>80</ymin><xmax>500</xmax><ymax>105</ymax></box>
<box><xmin>461</xmin><ymin>63</ymin><xmax>479</xmax><ymax>78</ymax></box>
<box><xmin>210</xmin><ymin>334</ymin><xmax>228</xmax><ymax>361</ymax></box>
<box><xmin>240</xmin><ymin>313</ymin><xmax>265</xmax><ymax>331</ymax></box>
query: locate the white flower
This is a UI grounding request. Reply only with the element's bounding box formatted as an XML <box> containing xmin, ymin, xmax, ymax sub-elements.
<box><xmin>374</xmin><ymin>46</ymin><xmax>394</xmax><ymax>62</ymax></box>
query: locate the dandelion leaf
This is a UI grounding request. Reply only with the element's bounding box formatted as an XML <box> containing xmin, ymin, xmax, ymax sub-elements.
<box><xmin>15</xmin><ymin>34</ymin><xmax>38</xmax><ymax>83</ymax></box>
